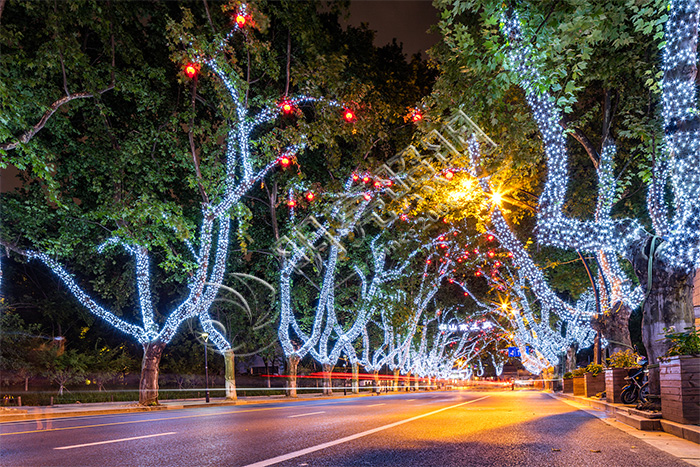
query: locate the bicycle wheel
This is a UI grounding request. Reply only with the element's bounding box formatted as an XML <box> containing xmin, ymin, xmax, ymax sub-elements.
<box><xmin>639</xmin><ymin>383</ymin><xmax>649</xmax><ymax>403</ymax></box>
<box><xmin>620</xmin><ymin>385</ymin><xmax>638</xmax><ymax>404</ymax></box>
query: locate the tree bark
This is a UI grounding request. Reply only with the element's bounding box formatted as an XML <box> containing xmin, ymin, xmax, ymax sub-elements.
<box><xmin>406</xmin><ymin>371</ymin><xmax>412</xmax><ymax>391</ymax></box>
<box><xmin>565</xmin><ymin>346</ymin><xmax>577</xmax><ymax>373</ymax></box>
<box><xmin>630</xmin><ymin>238</ymin><xmax>696</xmax><ymax>396</ymax></box>
<box><xmin>224</xmin><ymin>349</ymin><xmax>237</xmax><ymax>401</ymax></box>
<box><xmin>373</xmin><ymin>370</ymin><xmax>380</xmax><ymax>394</ymax></box>
<box><xmin>632</xmin><ymin>240</ymin><xmax>696</xmax><ymax>366</ymax></box>
<box><xmin>351</xmin><ymin>362</ymin><xmax>359</xmax><ymax>394</ymax></box>
<box><xmin>322</xmin><ymin>363</ymin><xmax>333</xmax><ymax>396</ymax></box>
<box><xmin>591</xmin><ymin>301</ymin><xmax>633</xmax><ymax>355</ymax></box>
<box><xmin>139</xmin><ymin>341</ymin><xmax>165</xmax><ymax>406</ymax></box>
<box><xmin>287</xmin><ymin>355</ymin><xmax>299</xmax><ymax>398</ymax></box>
<box><xmin>393</xmin><ymin>369</ymin><xmax>400</xmax><ymax>391</ymax></box>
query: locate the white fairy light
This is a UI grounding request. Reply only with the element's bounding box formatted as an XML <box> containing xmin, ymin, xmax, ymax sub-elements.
<box><xmin>25</xmin><ymin>11</ymin><xmax>336</xmax><ymax>356</ymax></box>
<box><xmin>500</xmin><ymin>4</ymin><xmax>700</xmax><ymax>271</ymax></box>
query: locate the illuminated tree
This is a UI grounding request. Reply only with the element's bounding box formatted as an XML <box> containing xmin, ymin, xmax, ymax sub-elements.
<box><xmin>358</xmin><ymin>229</ymin><xmax>460</xmax><ymax>389</ymax></box>
<box><xmin>3</xmin><ymin>10</ymin><xmax>339</xmax><ymax>404</ymax></box>
<box><xmin>500</xmin><ymin>2</ymin><xmax>699</xmax><ymax>370</ymax></box>
<box><xmin>278</xmin><ymin>176</ymin><xmax>375</xmax><ymax>396</ymax></box>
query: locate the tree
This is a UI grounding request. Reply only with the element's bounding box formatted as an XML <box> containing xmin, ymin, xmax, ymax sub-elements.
<box><xmin>278</xmin><ymin>175</ymin><xmax>377</xmax><ymax>396</ymax></box>
<box><xmin>0</xmin><ymin>310</ymin><xmax>45</xmax><ymax>391</ymax></box>
<box><xmin>498</xmin><ymin>3</ymin><xmax>699</xmax><ymax>380</ymax></box>
<box><xmin>1</xmin><ymin>2</ymin><xmax>343</xmax><ymax>405</ymax></box>
<box><xmin>41</xmin><ymin>348</ymin><xmax>89</xmax><ymax>396</ymax></box>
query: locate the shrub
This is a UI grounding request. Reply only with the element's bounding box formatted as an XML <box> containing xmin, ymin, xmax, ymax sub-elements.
<box><xmin>563</xmin><ymin>372</ymin><xmax>573</xmax><ymax>379</ymax></box>
<box><xmin>663</xmin><ymin>326</ymin><xmax>700</xmax><ymax>357</ymax></box>
<box><xmin>571</xmin><ymin>367</ymin><xmax>586</xmax><ymax>377</ymax></box>
<box><xmin>606</xmin><ymin>350</ymin><xmax>639</xmax><ymax>368</ymax></box>
<box><xmin>585</xmin><ymin>363</ymin><xmax>603</xmax><ymax>377</ymax></box>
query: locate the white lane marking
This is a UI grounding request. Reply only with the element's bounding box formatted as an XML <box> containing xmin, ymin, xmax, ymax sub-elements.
<box><xmin>243</xmin><ymin>395</ymin><xmax>490</xmax><ymax>467</ymax></box>
<box><xmin>406</xmin><ymin>399</ymin><xmax>416</xmax><ymax>402</ymax></box>
<box><xmin>54</xmin><ymin>431</ymin><xmax>176</xmax><ymax>450</ymax></box>
<box><xmin>288</xmin><ymin>411</ymin><xmax>326</xmax><ymax>418</ymax></box>
<box><xmin>365</xmin><ymin>403</ymin><xmax>385</xmax><ymax>407</ymax></box>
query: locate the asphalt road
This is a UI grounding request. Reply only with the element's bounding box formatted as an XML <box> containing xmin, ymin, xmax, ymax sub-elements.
<box><xmin>0</xmin><ymin>390</ymin><xmax>693</xmax><ymax>466</ymax></box>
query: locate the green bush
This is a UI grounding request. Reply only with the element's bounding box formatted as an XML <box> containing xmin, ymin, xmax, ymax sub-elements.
<box><xmin>563</xmin><ymin>372</ymin><xmax>573</xmax><ymax>379</ymax></box>
<box><xmin>663</xmin><ymin>326</ymin><xmax>700</xmax><ymax>357</ymax></box>
<box><xmin>585</xmin><ymin>363</ymin><xmax>604</xmax><ymax>377</ymax></box>
<box><xmin>571</xmin><ymin>367</ymin><xmax>586</xmax><ymax>377</ymax></box>
<box><xmin>606</xmin><ymin>350</ymin><xmax>639</xmax><ymax>368</ymax></box>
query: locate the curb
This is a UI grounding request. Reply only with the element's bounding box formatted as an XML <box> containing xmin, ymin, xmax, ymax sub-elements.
<box><xmin>550</xmin><ymin>392</ymin><xmax>700</xmax><ymax>445</ymax></box>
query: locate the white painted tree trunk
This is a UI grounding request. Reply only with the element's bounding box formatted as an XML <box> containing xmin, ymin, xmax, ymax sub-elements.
<box><xmin>224</xmin><ymin>349</ymin><xmax>237</xmax><ymax>401</ymax></box>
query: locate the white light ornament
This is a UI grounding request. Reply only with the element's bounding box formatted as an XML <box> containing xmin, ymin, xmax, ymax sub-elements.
<box><xmin>499</xmin><ymin>14</ymin><xmax>648</xmax><ymax>258</ymax></box>
<box><xmin>25</xmin><ymin>18</ymin><xmax>324</xmax><ymax>356</ymax></box>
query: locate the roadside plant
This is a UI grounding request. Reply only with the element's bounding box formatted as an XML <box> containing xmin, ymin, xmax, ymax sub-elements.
<box><xmin>585</xmin><ymin>363</ymin><xmax>604</xmax><ymax>377</ymax></box>
<box><xmin>662</xmin><ymin>326</ymin><xmax>700</xmax><ymax>357</ymax></box>
<box><xmin>606</xmin><ymin>349</ymin><xmax>639</xmax><ymax>368</ymax></box>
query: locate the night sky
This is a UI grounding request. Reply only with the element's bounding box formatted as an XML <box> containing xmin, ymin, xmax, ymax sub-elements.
<box><xmin>345</xmin><ymin>0</ymin><xmax>440</xmax><ymax>57</ymax></box>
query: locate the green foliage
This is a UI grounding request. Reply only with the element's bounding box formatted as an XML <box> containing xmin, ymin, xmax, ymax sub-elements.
<box><xmin>585</xmin><ymin>362</ymin><xmax>604</xmax><ymax>376</ymax></box>
<box><xmin>663</xmin><ymin>326</ymin><xmax>700</xmax><ymax>357</ymax></box>
<box><xmin>606</xmin><ymin>349</ymin><xmax>640</xmax><ymax>368</ymax></box>
<box><xmin>571</xmin><ymin>367</ymin><xmax>586</xmax><ymax>377</ymax></box>
<box><xmin>41</xmin><ymin>348</ymin><xmax>90</xmax><ymax>395</ymax></box>
<box><xmin>563</xmin><ymin>371</ymin><xmax>573</xmax><ymax>379</ymax></box>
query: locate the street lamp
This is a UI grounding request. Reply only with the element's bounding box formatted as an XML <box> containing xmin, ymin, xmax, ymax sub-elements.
<box><xmin>202</xmin><ymin>332</ymin><xmax>210</xmax><ymax>403</ymax></box>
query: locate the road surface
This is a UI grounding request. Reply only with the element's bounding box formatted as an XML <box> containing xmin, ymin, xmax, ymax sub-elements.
<box><xmin>1</xmin><ymin>390</ymin><xmax>696</xmax><ymax>466</ymax></box>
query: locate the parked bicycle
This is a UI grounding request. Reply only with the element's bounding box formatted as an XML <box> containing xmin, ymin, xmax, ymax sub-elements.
<box><xmin>620</xmin><ymin>356</ymin><xmax>649</xmax><ymax>404</ymax></box>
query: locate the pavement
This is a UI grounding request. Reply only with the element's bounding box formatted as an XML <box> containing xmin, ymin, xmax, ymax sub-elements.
<box><xmin>551</xmin><ymin>391</ymin><xmax>700</xmax><ymax>446</ymax></box>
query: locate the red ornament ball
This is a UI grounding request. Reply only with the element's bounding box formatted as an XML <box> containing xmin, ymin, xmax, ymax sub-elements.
<box><xmin>185</xmin><ymin>64</ymin><xmax>198</xmax><ymax>79</ymax></box>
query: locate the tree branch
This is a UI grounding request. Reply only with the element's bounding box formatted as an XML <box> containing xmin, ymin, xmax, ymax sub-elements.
<box><xmin>0</xmin><ymin>86</ymin><xmax>115</xmax><ymax>152</ymax></box>
<box><xmin>562</xmin><ymin>121</ymin><xmax>600</xmax><ymax>168</ymax></box>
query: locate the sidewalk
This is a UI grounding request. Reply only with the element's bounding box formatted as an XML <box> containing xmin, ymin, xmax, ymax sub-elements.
<box><xmin>549</xmin><ymin>391</ymin><xmax>700</xmax><ymax>445</ymax></box>
<box><xmin>0</xmin><ymin>390</ymin><xmax>383</xmax><ymax>423</ymax></box>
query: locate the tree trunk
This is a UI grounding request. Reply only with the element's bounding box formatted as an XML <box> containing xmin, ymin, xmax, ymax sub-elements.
<box><xmin>24</xmin><ymin>375</ymin><xmax>28</xmax><ymax>392</ymax></box>
<box><xmin>351</xmin><ymin>362</ymin><xmax>359</xmax><ymax>394</ymax></box>
<box><xmin>591</xmin><ymin>301</ymin><xmax>633</xmax><ymax>355</ymax></box>
<box><xmin>631</xmin><ymin>240</ymin><xmax>696</xmax><ymax>396</ymax></box>
<box><xmin>414</xmin><ymin>376</ymin><xmax>420</xmax><ymax>391</ymax></box>
<box><xmin>322</xmin><ymin>363</ymin><xmax>333</xmax><ymax>396</ymax></box>
<box><xmin>139</xmin><ymin>341</ymin><xmax>165</xmax><ymax>406</ymax></box>
<box><xmin>287</xmin><ymin>355</ymin><xmax>299</xmax><ymax>398</ymax></box>
<box><xmin>265</xmin><ymin>359</ymin><xmax>271</xmax><ymax>388</ymax></box>
<box><xmin>224</xmin><ymin>349</ymin><xmax>237</xmax><ymax>401</ymax></box>
<box><xmin>565</xmin><ymin>346</ymin><xmax>577</xmax><ymax>373</ymax></box>
<box><xmin>406</xmin><ymin>371</ymin><xmax>412</xmax><ymax>391</ymax></box>
<box><xmin>393</xmin><ymin>369</ymin><xmax>400</xmax><ymax>391</ymax></box>
<box><xmin>632</xmin><ymin>241</ymin><xmax>696</xmax><ymax>364</ymax></box>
